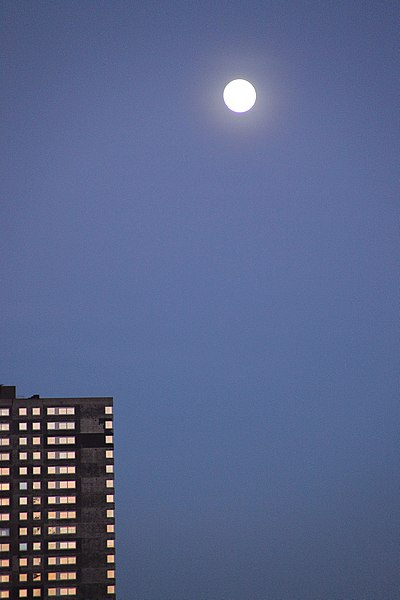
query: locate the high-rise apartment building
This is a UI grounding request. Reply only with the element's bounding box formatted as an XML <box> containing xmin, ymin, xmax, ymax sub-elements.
<box><xmin>0</xmin><ymin>385</ymin><xmax>116</xmax><ymax>599</ymax></box>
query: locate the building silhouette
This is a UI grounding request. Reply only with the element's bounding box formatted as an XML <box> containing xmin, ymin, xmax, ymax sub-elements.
<box><xmin>0</xmin><ymin>385</ymin><xmax>116</xmax><ymax>599</ymax></box>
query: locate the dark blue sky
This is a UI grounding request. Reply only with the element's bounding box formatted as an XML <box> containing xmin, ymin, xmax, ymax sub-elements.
<box><xmin>1</xmin><ymin>2</ymin><xmax>398</xmax><ymax>599</ymax></box>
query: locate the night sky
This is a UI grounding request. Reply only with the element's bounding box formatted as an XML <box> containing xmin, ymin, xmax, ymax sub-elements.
<box><xmin>1</xmin><ymin>2</ymin><xmax>398</xmax><ymax>599</ymax></box>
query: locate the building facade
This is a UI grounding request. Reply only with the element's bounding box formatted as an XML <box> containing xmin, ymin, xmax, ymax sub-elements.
<box><xmin>0</xmin><ymin>385</ymin><xmax>116</xmax><ymax>599</ymax></box>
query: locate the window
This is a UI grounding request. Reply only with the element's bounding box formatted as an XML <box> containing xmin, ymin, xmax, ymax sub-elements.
<box><xmin>105</xmin><ymin>406</ymin><xmax>113</xmax><ymax>414</ymax></box>
<box><xmin>19</xmin><ymin>437</ymin><xmax>27</xmax><ymax>445</ymax></box>
<box><xmin>19</xmin><ymin>467</ymin><xmax>28</xmax><ymax>475</ymax></box>
<box><xmin>0</xmin><ymin>425</ymin><xmax>9</xmax><ymax>432</ymax></box>
<box><xmin>19</xmin><ymin>591</ymin><xmax>27</xmax><ymax>598</ymax></box>
<box><xmin>106</xmin><ymin>509</ymin><xmax>114</xmax><ymax>518</ymax></box>
<box><xmin>47</xmin><ymin>422</ymin><xmax>75</xmax><ymax>430</ymax></box>
<box><xmin>106</xmin><ymin>480</ymin><xmax>114</xmax><ymax>488</ymax></box>
<box><xmin>0</xmin><ymin>515</ymin><xmax>9</xmax><ymax>522</ymax></box>
<box><xmin>0</xmin><ymin>440</ymin><xmax>9</xmax><ymax>447</ymax></box>
<box><xmin>33</xmin><ymin>497</ymin><xmax>41</xmax><ymax>505</ymax></box>
<box><xmin>32</xmin><ymin>407</ymin><xmax>41</xmax><ymax>416</ymax></box>
<box><xmin>19</xmin><ymin>543</ymin><xmax>27</xmax><ymax>551</ymax></box>
<box><xmin>33</xmin><ymin>557</ymin><xmax>41</xmax><ymax>566</ymax></box>
<box><xmin>107</xmin><ymin>540</ymin><xmax>115</xmax><ymax>548</ymax></box>
<box><xmin>33</xmin><ymin>542</ymin><xmax>41</xmax><ymax>551</ymax></box>
<box><xmin>48</xmin><ymin>496</ymin><xmax>76</xmax><ymax>505</ymax></box>
<box><xmin>19</xmin><ymin>574</ymin><xmax>28</xmax><ymax>581</ymax></box>
<box><xmin>47</xmin><ymin>451</ymin><xmax>76</xmax><ymax>460</ymax></box>
<box><xmin>33</xmin><ymin>527</ymin><xmax>41</xmax><ymax>535</ymax></box>
<box><xmin>0</xmin><ymin>544</ymin><xmax>9</xmax><ymax>552</ymax></box>
<box><xmin>32</xmin><ymin>437</ymin><xmax>41</xmax><ymax>445</ymax></box>
<box><xmin>106</xmin><ymin>464</ymin><xmax>113</xmax><ymax>474</ymax></box>
<box><xmin>48</xmin><ymin>526</ymin><xmax>76</xmax><ymax>535</ymax></box>
<box><xmin>107</xmin><ymin>570</ymin><xmax>115</xmax><ymax>579</ymax></box>
<box><xmin>0</xmin><ymin>468</ymin><xmax>9</xmax><ymax>476</ymax></box>
<box><xmin>33</xmin><ymin>572</ymin><xmax>41</xmax><ymax>581</ymax></box>
<box><xmin>48</xmin><ymin>481</ymin><xmax>76</xmax><ymax>490</ymax></box>
<box><xmin>33</xmin><ymin>590</ymin><xmax>41</xmax><ymax>597</ymax></box>
<box><xmin>107</xmin><ymin>524</ymin><xmax>114</xmax><ymax>533</ymax></box>
<box><xmin>19</xmin><ymin>497</ymin><xmax>28</xmax><ymax>505</ymax></box>
<box><xmin>0</xmin><ymin>409</ymin><xmax>9</xmax><ymax>417</ymax></box>
<box><xmin>105</xmin><ymin>421</ymin><xmax>113</xmax><ymax>429</ymax></box>
<box><xmin>19</xmin><ymin>527</ymin><xmax>28</xmax><ymax>536</ymax></box>
<box><xmin>48</xmin><ymin>466</ymin><xmax>75</xmax><ymax>475</ymax></box>
<box><xmin>19</xmin><ymin>512</ymin><xmax>28</xmax><ymax>521</ymax></box>
<box><xmin>33</xmin><ymin>482</ymin><xmax>41</xmax><ymax>490</ymax></box>
<box><xmin>0</xmin><ymin>454</ymin><xmax>9</xmax><ymax>461</ymax></box>
<box><xmin>19</xmin><ymin>452</ymin><xmax>27</xmax><ymax>460</ymax></box>
<box><xmin>47</xmin><ymin>437</ymin><xmax>75</xmax><ymax>445</ymax></box>
<box><xmin>107</xmin><ymin>585</ymin><xmax>115</xmax><ymax>594</ymax></box>
<box><xmin>106</xmin><ymin>450</ymin><xmax>113</xmax><ymax>459</ymax></box>
<box><xmin>106</xmin><ymin>495</ymin><xmax>114</xmax><ymax>503</ymax></box>
<box><xmin>0</xmin><ymin>559</ymin><xmax>9</xmax><ymax>567</ymax></box>
<box><xmin>33</xmin><ymin>466</ymin><xmax>41</xmax><ymax>475</ymax></box>
<box><xmin>48</xmin><ymin>511</ymin><xmax>76</xmax><ymax>520</ymax></box>
<box><xmin>47</xmin><ymin>407</ymin><xmax>75</xmax><ymax>415</ymax></box>
<box><xmin>0</xmin><ymin>529</ymin><xmax>9</xmax><ymax>537</ymax></box>
<box><xmin>32</xmin><ymin>452</ymin><xmax>41</xmax><ymax>460</ymax></box>
<box><xmin>32</xmin><ymin>422</ymin><xmax>41</xmax><ymax>430</ymax></box>
<box><xmin>19</xmin><ymin>482</ymin><xmax>28</xmax><ymax>490</ymax></box>
<box><xmin>48</xmin><ymin>556</ymin><xmax>76</xmax><ymax>565</ymax></box>
<box><xmin>0</xmin><ymin>574</ymin><xmax>9</xmax><ymax>583</ymax></box>
<box><xmin>48</xmin><ymin>541</ymin><xmax>76</xmax><ymax>550</ymax></box>
<box><xmin>107</xmin><ymin>554</ymin><xmax>115</xmax><ymax>563</ymax></box>
<box><xmin>0</xmin><ymin>499</ymin><xmax>9</xmax><ymax>507</ymax></box>
<box><xmin>0</xmin><ymin>484</ymin><xmax>9</xmax><ymax>491</ymax></box>
<box><xmin>0</xmin><ymin>592</ymin><xmax>9</xmax><ymax>599</ymax></box>
<box><xmin>105</xmin><ymin>436</ymin><xmax>113</xmax><ymax>444</ymax></box>
<box><xmin>19</xmin><ymin>408</ymin><xmax>27</xmax><ymax>416</ymax></box>
<box><xmin>48</xmin><ymin>572</ymin><xmax>76</xmax><ymax>580</ymax></box>
<box><xmin>33</xmin><ymin>512</ymin><xmax>41</xmax><ymax>520</ymax></box>
<box><xmin>19</xmin><ymin>422</ymin><xmax>27</xmax><ymax>431</ymax></box>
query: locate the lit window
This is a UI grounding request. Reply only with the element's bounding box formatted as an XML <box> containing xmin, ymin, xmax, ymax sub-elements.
<box><xmin>0</xmin><ymin>454</ymin><xmax>9</xmax><ymax>461</ymax></box>
<box><xmin>33</xmin><ymin>527</ymin><xmax>41</xmax><ymax>535</ymax></box>
<box><xmin>0</xmin><ymin>440</ymin><xmax>9</xmax><ymax>447</ymax></box>
<box><xmin>19</xmin><ymin>543</ymin><xmax>27</xmax><ymax>551</ymax></box>
<box><xmin>33</xmin><ymin>572</ymin><xmax>41</xmax><ymax>581</ymax></box>
<box><xmin>33</xmin><ymin>482</ymin><xmax>41</xmax><ymax>490</ymax></box>
<box><xmin>106</xmin><ymin>510</ymin><xmax>114</xmax><ymax>518</ymax></box>
<box><xmin>32</xmin><ymin>437</ymin><xmax>41</xmax><ymax>445</ymax></box>
<box><xmin>0</xmin><ymin>409</ymin><xmax>9</xmax><ymax>417</ymax></box>
<box><xmin>32</xmin><ymin>451</ymin><xmax>41</xmax><ymax>460</ymax></box>
<box><xmin>106</xmin><ymin>450</ymin><xmax>113</xmax><ymax>459</ymax></box>
<box><xmin>19</xmin><ymin>467</ymin><xmax>28</xmax><ymax>475</ymax></box>
<box><xmin>0</xmin><ymin>515</ymin><xmax>9</xmax><ymax>522</ymax></box>
<box><xmin>33</xmin><ymin>512</ymin><xmax>41</xmax><ymax>520</ymax></box>
<box><xmin>106</xmin><ymin>464</ymin><xmax>113</xmax><ymax>474</ymax></box>
<box><xmin>19</xmin><ymin>512</ymin><xmax>28</xmax><ymax>520</ymax></box>
<box><xmin>32</xmin><ymin>422</ymin><xmax>41</xmax><ymax>430</ymax></box>
<box><xmin>33</xmin><ymin>497</ymin><xmax>41</xmax><ymax>505</ymax></box>
<box><xmin>19</xmin><ymin>497</ymin><xmax>28</xmax><ymax>505</ymax></box>
<box><xmin>32</xmin><ymin>542</ymin><xmax>41</xmax><ymax>551</ymax></box>
<box><xmin>106</xmin><ymin>495</ymin><xmax>114</xmax><ymax>503</ymax></box>
<box><xmin>107</xmin><ymin>554</ymin><xmax>115</xmax><ymax>563</ymax></box>
<box><xmin>107</xmin><ymin>585</ymin><xmax>115</xmax><ymax>594</ymax></box>
<box><xmin>19</xmin><ymin>482</ymin><xmax>28</xmax><ymax>491</ymax></box>
<box><xmin>19</xmin><ymin>423</ymin><xmax>27</xmax><ymax>431</ymax></box>
<box><xmin>48</xmin><ymin>496</ymin><xmax>76</xmax><ymax>505</ymax></box>
<box><xmin>105</xmin><ymin>406</ymin><xmax>112</xmax><ymax>414</ymax></box>
<box><xmin>32</xmin><ymin>407</ymin><xmax>41</xmax><ymax>416</ymax></box>
<box><xmin>107</xmin><ymin>524</ymin><xmax>114</xmax><ymax>533</ymax></box>
<box><xmin>33</xmin><ymin>466</ymin><xmax>41</xmax><ymax>475</ymax></box>
<box><xmin>33</xmin><ymin>590</ymin><xmax>41</xmax><ymax>597</ymax></box>
<box><xmin>0</xmin><ymin>591</ymin><xmax>9</xmax><ymax>598</ymax></box>
<box><xmin>33</xmin><ymin>557</ymin><xmax>41</xmax><ymax>566</ymax></box>
<box><xmin>107</xmin><ymin>570</ymin><xmax>115</xmax><ymax>578</ymax></box>
<box><xmin>106</xmin><ymin>480</ymin><xmax>114</xmax><ymax>488</ymax></box>
<box><xmin>107</xmin><ymin>540</ymin><xmax>115</xmax><ymax>548</ymax></box>
<box><xmin>19</xmin><ymin>591</ymin><xmax>27</xmax><ymax>598</ymax></box>
<box><xmin>0</xmin><ymin>425</ymin><xmax>9</xmax><ymax>432</ymax></box>
<box><xmin>0</xmin><ymin>544</ymin><xmax>9</xmax><ymax>551</ymax></box>
<box><xmin>19</xmin><ymin>452</ymin><xmax>27</xmax><ymax>460</ymax></box>
<box><xmin>0</xmin><ymin>484</ymin><xmax>9</xmax><ymax>491</ymax></box>
<box><xmin>105</xmin><ymin>436</ymin><xmax>113</xmax><ymax>444</ymax></box>
<box><xmin>0</xmin><ymin>529</ymin><xmax>9</xmax><ymax>537</ymax></box>
<box><xmin>19</xmin><ymin>437</ymin><xmax>27</xmax><ymax>445</ymax></box>
<box><xmin>19</xmin><ymin>557</ymin><xmax>28</xmax><ymax>566</ymax></box>
<box><xmin>0</xmin><ymin>468</ymin><xmax>9</xmax><ymax>476</ymax></box>
<box><xmin>0</xmin><ymin>574</ymin><xmax>9</xmax><ymax>582</ymax></box>
<box><xmin>0</xmin><ymin>499</ymin><xmax>9</xmax><ymax>506</ymax></box>
<box><xmin>19</xmin><ymin>408</ymin><xmax>27</xmax><ymax>416</ymax></box>
<box><xmin>19</xmin><ymin>527</ymin><xmax>28</xmax><ymax>536</ymax></box>
<box><xmin>0</xmin><ymin>559</ymin><xmax>9</xmax><ymax>567</ymax></box>
<box><xmin>20</xmin><ymin>572</ymin><xmax>28</xmax><ymax>580</ymax></box>
<box><xmin>105</xmin><ymin>421</ymin><xmax>113</xmax><ymax>429</ymax></box>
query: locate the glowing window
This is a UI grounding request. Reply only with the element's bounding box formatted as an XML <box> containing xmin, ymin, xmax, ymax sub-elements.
<box><xmin>19</xmin><ymin>452</ymin><xmax>27</xmax><ymax>461</ymax></box>
<box><xmin>19</xmin><ymin>512</ymin><xmax>28</xmax><ymax>520</ymax></box>
<box><xmin>32</xmin><ymin>452</ymin><xmax>41</xmax><ymax>460</ymax></box>
<box><xmin>0</xmin><ymin>454</ymin><xmax>9</xmax><ymax>461</ymax></box>
<box><xmin>106</xmin><ymin>509</ymin><xmax>114</xmax><ymax>518</ymax></box>
<box><xmin>33</xmin><ymin>466</ymin><xmax>41</xmax><ymax>475</ymax></box>
<box><xmin>19</xmin><ymin>423</ymin><xmax>27</xmax><ymax>431</ymax></box>
<box><xmin>0</xmin><ymin>468</ymin><xmax>9</xmax><ymax>476</ymax></box>
<box><xmin>0</xmin><ymin>425</ymin><xmax>9</xmax><ymax>432</ymax></box>
<box><xmin>19</xmin><ymin>467</ymin><xmax>28</xmax><ymax>475</ymax></box>
<box><xmin>107</xmin><ymin>554</ymin><xmax>115</xmax><ymax>563</ymax></box>
<box><xmin>0</xmin><ymin>409</ymin><xmax>9</xmax><ymax>417</ymax></box>
<box><xmin>0</xmin><ymin>440</ymin><xmax>9</xmax><ymax>447</ymax></box>
<box><xmin>0</xmin><ymin>515</ymin><xmax>8</xmax><ymax>522</ymax></box>
<box><xmin>0</xmin><ymin>484</ymin><xmax>9</xmax><ymax>491</ymax></box>
<box><xmin>19</xmin><ymin>408</ymin><xmax>27</xmax><ymax>416</ymax></box>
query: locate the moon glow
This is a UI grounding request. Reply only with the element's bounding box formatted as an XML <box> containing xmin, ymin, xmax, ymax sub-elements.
<box><xmin>223</xmin><ymin>79</ymin><xmax>256</xmax><ymax>113</ymax></box>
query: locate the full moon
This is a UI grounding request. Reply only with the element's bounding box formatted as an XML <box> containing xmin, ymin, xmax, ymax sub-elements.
<box><xmin>223</xmin><ymin>79</ymin><xmax>256</xmax><ymax>113</ymax></box>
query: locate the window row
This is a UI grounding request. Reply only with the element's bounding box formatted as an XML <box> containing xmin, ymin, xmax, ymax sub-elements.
<box><xmin>0</xmin><ymin>449</ymin><xmax>113</xmax><ymax>461</ymax></box>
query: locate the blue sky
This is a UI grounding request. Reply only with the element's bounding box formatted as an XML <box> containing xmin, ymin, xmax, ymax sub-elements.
<box><xmin>1</xmin><ymin>2</ymin><xmax>398</xmax><ymax>599</ymax></box>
